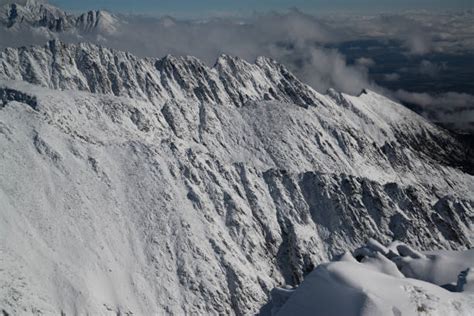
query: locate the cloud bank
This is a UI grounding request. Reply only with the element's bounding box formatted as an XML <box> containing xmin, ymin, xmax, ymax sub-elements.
<box><xmin>396</xmin><ymin>90</ymin><xmax>474</xmax><ymax>133</ymax></box>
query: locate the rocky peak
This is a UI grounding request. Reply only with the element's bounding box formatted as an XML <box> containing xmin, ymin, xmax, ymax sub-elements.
<box><xmin>1</xmin><ymin>0</ymin><xmax>71</xmax><ymax>30</ymax></box>
<box><xmin>1</xmin><ymin>0</ymin><xmax>117</xmax><ymax>33</ymax></box>
<box><xmin>75</xmin><ymin>10</ymin><xmax>117</xmax><ymax>34</ymax></box>
<box><xmin>214</xmin><ymin>54</ymin><xmax>251</xmax><ymax>71</ymax></box>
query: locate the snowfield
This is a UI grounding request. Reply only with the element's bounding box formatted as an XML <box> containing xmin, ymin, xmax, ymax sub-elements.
<box><xmin>0</xmin><ymin>40</ymin><xmax>473</xmax><ymax>315</ymax></box>
<box><xmin>268</xmin><ymin>240</ymin><xmax>474</xmax><ymax>316</ymax></box>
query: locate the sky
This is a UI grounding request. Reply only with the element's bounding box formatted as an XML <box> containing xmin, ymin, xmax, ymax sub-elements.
<box><xmin>49</xmin><ymin>0</ymin><xmax>473</xmax><ymax>15</ymax></box>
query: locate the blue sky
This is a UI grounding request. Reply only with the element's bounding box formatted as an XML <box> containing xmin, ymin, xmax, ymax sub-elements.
<box><xmin>50</xmin><ymin>0</ymin><xmax>473</xmax><ymax>15</ymax></box>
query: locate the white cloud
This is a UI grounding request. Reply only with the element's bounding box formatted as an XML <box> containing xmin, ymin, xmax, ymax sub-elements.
<box><xmin>355</xmin><ymin>57</ymin><xmax>375</xmax><ymax>68</ymax></box>
<box><xmin>384</xmin><ymin>73</ymin><xmax>400</xmax><ymax>81</ymax></box>
<box><xmin>418</xmin><ymin>60</ymin><xmax>445</xmax><ymax>77</ymax></box>
<box><xmin>395</xmin><ymin>90</ymin><xmax>474</xmax><ymax>132</ymax></box>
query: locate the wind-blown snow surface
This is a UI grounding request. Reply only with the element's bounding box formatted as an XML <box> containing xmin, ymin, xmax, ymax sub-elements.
<box><xmin>270</xmin><ymin>240</ymin><xmax>474</xmax><ymax>316</ymax></box>
<box><xmin>0</xmin><ymin>42</ymin><xmax>473</xmax><ymax>314</ymax></box>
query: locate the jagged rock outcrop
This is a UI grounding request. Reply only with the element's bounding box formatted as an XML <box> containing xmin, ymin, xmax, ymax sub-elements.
<box><xmin>0</xmin><ymin>43</ymin><xmax>473</xmax><ymax>315</ymax></box>
<box><xmin>0</xmin><ymin>86</ymin><xmax>37</xmax><ymax>108</ymax></box>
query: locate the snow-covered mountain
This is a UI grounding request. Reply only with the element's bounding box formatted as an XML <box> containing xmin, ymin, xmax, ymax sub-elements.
<box><xmin>0</xmin><ymin>0</ymin><xmax>118</xmax><ymax>33</ymax></box>
<box><xmin>0</xmin><ymin>40</ymin><xmax>473</xmax><ymax>315</ymax></box>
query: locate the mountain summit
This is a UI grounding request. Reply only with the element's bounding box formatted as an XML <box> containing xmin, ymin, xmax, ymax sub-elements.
<box><xmin>0</xmin><ymin>0</ymin><xmax>117</xmax><ymax>33</ymax></box>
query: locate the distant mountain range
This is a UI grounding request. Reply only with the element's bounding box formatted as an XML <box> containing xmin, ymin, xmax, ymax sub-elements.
<box><xmin>0</xmin><ymin>0</ymin><xmax>118</xmax><ymax>33</ymax></box>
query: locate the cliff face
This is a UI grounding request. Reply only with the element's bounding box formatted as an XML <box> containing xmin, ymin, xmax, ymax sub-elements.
<box><xmin>0</xmin><ymin>42</ymin><xmax>472</xmax><ymax>315</ymax></box>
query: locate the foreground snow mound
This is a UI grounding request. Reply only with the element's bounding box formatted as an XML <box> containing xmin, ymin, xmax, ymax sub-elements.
<box><xmin>271</xmin><ymin>240</ymin><xmax>474</xmax><ymax>316</ymax></box>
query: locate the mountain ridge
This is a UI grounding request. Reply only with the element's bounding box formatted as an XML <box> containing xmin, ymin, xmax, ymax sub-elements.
<box><xmin>0</xmin><ymin>40</ymin><xmax>472</xmax><ymax>180</ymax></box>
<box><xmin>0</xmin><ymin>40</ymin><xmax>323</xmax><ymax>107</ymax></box>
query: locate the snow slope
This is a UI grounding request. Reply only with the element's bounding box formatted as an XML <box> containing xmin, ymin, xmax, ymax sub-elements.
<box><xmin>271</xmin><ymin>241</ymin><xmax>474</xmax><ymax>316</ymax></box>
<box><xmin>0</xmin><ymin>43</ymin><xmax>473</xmax><ymax>314</ymax></box>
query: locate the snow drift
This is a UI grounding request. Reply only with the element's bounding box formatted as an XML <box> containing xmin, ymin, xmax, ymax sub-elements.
<box><xmin>269</xmin><ymin>240</ymin><xmax>474</xmax><ymax>316</ymax></box>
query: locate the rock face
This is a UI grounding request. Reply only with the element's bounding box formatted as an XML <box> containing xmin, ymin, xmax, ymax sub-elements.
<box><xmin>0</xmin><ymin>42</ymin><xmax>473</xmax><ymax>315</ymax></box>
